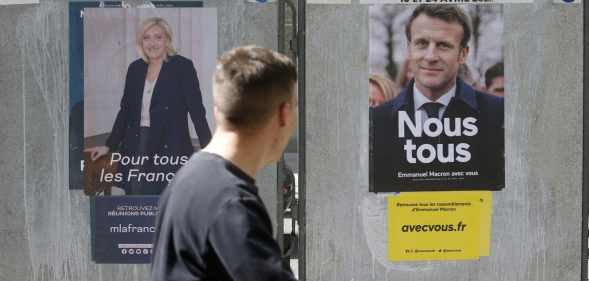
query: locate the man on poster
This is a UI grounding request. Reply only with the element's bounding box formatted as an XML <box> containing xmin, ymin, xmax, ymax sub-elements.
<box><xmin>371</xmin><ymin>5</ymin><xmax>504</xmax><ymax>192</ymax></box>
<box><xmin>151</xmin><ymin>46</ymin><xmax>298</xmax><ymax>281</ymax></box>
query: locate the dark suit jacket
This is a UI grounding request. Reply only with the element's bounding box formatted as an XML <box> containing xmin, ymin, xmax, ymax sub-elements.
<box><xmin>106</xmin><ymin>55</ymin><xmax>212</xmax><ymax>194</ymax></box>
<box><xmin>370</xmin><ymin>78</ymin><xmax>504</xmax><ymax>192</ymax></box>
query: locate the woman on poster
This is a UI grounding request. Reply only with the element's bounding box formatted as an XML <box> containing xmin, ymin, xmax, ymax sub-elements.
<box><xmin>86</xmin><ymin>17</ymin><xmax>212</xmax><ymax>195</ymax></box>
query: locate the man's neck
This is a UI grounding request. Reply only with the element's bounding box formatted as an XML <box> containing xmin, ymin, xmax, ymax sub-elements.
<box><xmin>415</xmin><ymin>80</ymin><xmax>456</xmax><ymax>102</ymax></box>
<box><xmin>202</xmin><ymin>130</ymin><xmax>268</xmax><ymax>179</ymax></box>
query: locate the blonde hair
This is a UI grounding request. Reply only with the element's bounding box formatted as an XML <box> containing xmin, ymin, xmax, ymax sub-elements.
<box><xmin>369</xmin><ymin>73</ymin><xmax>398</xmax><ymax>102</ymax></box>
<box><xmin>136</xmin><ymin>17</ymin><xmax>177</xmax><ymax>62</ymax></box>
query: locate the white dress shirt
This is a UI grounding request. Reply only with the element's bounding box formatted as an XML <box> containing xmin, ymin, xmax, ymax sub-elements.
<box><xmin>413</xmin><ymin>83</ymin><xmax>456</xmax><ymax>124</ymax></box>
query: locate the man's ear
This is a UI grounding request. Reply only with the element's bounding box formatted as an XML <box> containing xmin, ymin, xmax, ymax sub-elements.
<box><xmin>458</xmin><ymin>46</ymin><xmax>470</xmax><ymax>64</ymax></box>
<box><xmin>278</xmin><ymin>102</ymin><xmax>291</xmax><ymax>127</ymax></box>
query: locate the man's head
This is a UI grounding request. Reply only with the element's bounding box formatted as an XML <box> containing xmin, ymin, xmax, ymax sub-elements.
<box><xmin>405</xmin><ymin>5</ymin><xmax>472</xmax><ymax>99</ymax></box>
<box><xmin>484</xmin><ymin>62</ymin><xmax>504</xmax><ymax>97</ymax></box>
<box><xmin>213</xmin><ymin>46</ymin><xmax>297</xmax><ymax>162</ymax></box>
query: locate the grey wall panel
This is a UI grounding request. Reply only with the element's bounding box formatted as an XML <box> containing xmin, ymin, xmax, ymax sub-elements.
<box><xmin>207</xmin><ymin>0</ymin><xmax>277</xmax><ymax>53</ymax></box>
<box><xmin>305</xmin><ymin>2</ymin><xmax>582</xmax><ymax>281</ymax></box>
<box><xmin>0</xmin><ymin>231</ymin><xmax>29</xmax><ymax>281</ymax></box>
<box><xmin>0</xmin><ymin>6</ymin><xmax>26</xmax><ymax>234</ymax></box>
<box><xmin>203</xmin><ymin>0</ymin><xmax>279</xmax><ymax>231</ymax></box>
<box><xmin>0</xmin><ymin>1</ymin><xmax>278</xmax><ymax>280</ymax></box>
<box><xmin>16</xmin><ymin>2</ymin><xmax>134</xmax><ymax>280</ymax></box>
<box><xmin>0</xmin><ymin>7</ymin><xmax>30</xmax><ymax>281</ymax></box>
<box><xmin>0</xmin><ymin>3</ymin><xmax>30</xmax><ymax>281</ymax></box>
<box><xmin>305</xmin><ymin>5</ymin><xmax>374</xmax><ymax>281</ymax></box>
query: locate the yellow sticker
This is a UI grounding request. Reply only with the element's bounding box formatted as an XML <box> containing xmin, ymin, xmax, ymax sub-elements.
<box><xmin>387</xmin><ymin>191</ymin><xmax>492</xmax><ymax>261</ymax></box>
<box><xmin>479</xmin><ymin>192</ymin><xmax>493</xmax><ymax>257</ymax></box>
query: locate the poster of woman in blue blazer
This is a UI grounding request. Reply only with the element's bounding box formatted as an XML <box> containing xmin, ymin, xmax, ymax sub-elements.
<box><xmin>84</xmin><ymin>12</ymin><xmax>216</xmax><ymax>195</ymax></box>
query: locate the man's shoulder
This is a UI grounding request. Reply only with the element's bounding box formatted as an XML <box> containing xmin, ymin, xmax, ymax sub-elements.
<box><xmin>372</xmin><ymin>92</ymin><xmax>407</xmax><ymax>115</ymax></box>
<box><xmin>473</xmin><ymin>89</ymin><xmax>503</xmax><ymax>121</ymax></box>
<box><xmin>455</xmin><ymin>79</ymin><xmax>503</xmax><ymax>122</ymax></box>
<box><xmin>370</xmin><ymin>92</ymin><xmax>407</xmax><ymax>124</ymax></box>
<box><xmin>168</xmin><ymin>153</ymin><xmax>257</xmax><ymax>203</ymax></box>
<box><xmin>456</xmin><ymin>79</ymin><xmax>503</xmax><ymax>112</ymax></box>
<box><xmin>475</xmin><ymin>90</ymin><xmax>503</xmax><ymax>111</ymax></box>
<box><xmin>469</xmin><ymin>89</ymin><xmax>504</xmax><ymax>126</ymax></box>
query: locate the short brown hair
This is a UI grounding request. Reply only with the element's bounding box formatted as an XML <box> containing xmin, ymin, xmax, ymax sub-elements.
<box><xmin>213</xmin><ymin>46</ymin><xmax>297</xmax><ymax>130</ymax></box>
<box><xmin>405</xmin><ymin>5</ymin><xmax>472</xmax><ymax>49</ymax></box>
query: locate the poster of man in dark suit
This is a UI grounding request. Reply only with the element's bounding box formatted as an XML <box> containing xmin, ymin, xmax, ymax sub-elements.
<box><xmin>370</xmin><ymin>4</ymin><xmax>504</xmax><ymax>192</ymax></box>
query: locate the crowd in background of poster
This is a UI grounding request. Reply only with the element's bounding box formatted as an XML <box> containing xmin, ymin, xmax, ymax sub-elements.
<box><xmin>68</xmin><ymin>1</ymin><xmax>217</xmax><ymax>263</ymax></box>
<box><xmin>369</xmin><ymin>4</ymin><xmax>505</xmax><ymax>192</ymax></box>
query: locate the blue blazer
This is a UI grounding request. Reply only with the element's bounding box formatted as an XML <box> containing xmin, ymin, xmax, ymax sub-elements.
<box><xmin>106</xmin><ymin>55</ymin><xmax>212</xmax><ymax>193</ymax></box>
<box><xmin>370</xmin><ymin>78</ymin><xmax>504</xmax><ymax>192</ymax></box>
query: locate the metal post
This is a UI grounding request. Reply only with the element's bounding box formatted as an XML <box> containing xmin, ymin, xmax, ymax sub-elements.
<box><xmin>278</xmin><ymin>0</ymin><xmax>286</xmax><ymax>54</ymax></box>
<box><xmin>582</xmin><ymin>2</ymin><xmax>588</xmax><ymax>280</ymax></box>
<box><xmin>277</xmin><ymin>0</ymin><xmax>286</xmax><ymax>255</ymax></box>
<box><xmin>297</xmin><ymin>0</ymin><xmax>306</xmax><ymax>280</ymax></box>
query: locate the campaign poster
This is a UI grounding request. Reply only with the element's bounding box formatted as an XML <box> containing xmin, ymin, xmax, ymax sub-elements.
<box><xmin>387</xmin><ymin>191</ymin><xmax>492</xmax><ymax>261</ymax></box>
<box><xmin>369</xmin><ymin>4</ymin><xmax>505</xmax><ymax>192</ymax></box>
<box><xmin>91</xmin><ymin>196</ymin><xmax>159</xmax><ymax>263</ymax></box>
<box><xmin>68</xmin><ymin>1</ymin><xmax>204</xmax><ymax>190</ymax></box>
<box><xmin>82</xmin><ymin>6</ymin><xmax>216</xmax><ymax>263</ymax></box>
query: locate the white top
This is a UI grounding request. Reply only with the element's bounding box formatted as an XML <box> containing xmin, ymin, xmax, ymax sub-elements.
<box><xmin>140</xmin><ymin>79</ymin><xmax>157</xmax><ymax>127</ymax></box>
<box><xmin>413</xmin><ymin>83</ymin><xmax>456</xmax><ymax>123</ymax></box>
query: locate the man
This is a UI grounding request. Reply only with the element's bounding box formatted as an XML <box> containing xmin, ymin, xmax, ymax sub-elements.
<box><xmin>371</xmin><ymin>5</ymin><xmax>504</xmax><ymax>192</ymax></box>
<box><xmin>151</xmin><ymin>46</ymin><xmax>298</xmax><ymax>281</ymax></box>
<box><xmin>484</xmin><ymin>62</ymin><xmax>505</xmax><ymax>97</ymax></box>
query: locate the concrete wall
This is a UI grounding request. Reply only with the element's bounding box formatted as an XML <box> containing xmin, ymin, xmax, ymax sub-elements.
<box><xmin>0</xmin><ymin>0</ymin><xmax>584</xmax><ymax>280</ymax></box>
<box><xmin>305</xmin><ymin>1</ymin><xmax>583</xmax><ymax>281</ymax></box>
<box><xmin>0</xmin><ymin>1</ymin><xmax>277</xmax><ymax>280</ymax></box>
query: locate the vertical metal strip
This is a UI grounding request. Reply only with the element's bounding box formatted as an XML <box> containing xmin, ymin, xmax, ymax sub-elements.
<box><xmin>582</xmin><ymin>1</ymin><xmax>588</xmax><ymax>280</ymax></box>
<box><xmin>278</xmin><ymin>0</ymin><xmax>286</xmax><ymax>54</ymax></box>
<box><xmin>277</xmin><ymin>0</ymin><xmax>286</xmax><ymax>254</ymax></box>
<box><xmin>297</xmin><ymin>0</ymin><xmax>306</xmax><ymax>280</ymax></box>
